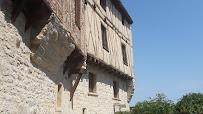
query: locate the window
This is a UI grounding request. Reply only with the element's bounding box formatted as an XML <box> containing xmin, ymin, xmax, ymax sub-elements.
<box><xmin>121</xmin><ymin>44</ymin><xmax>128</xmax><ymax>65</ymax></box>
<box><xmin>113</xmin><ymin>81</ymin><xmax>119</xmax><ymax>98</ymax></box>
<box><xmin>75</xmin><ymin>0</ymin><xmax>81</xmax><ymax>27</ymax></box>
<box><xmin>122</xmin><ymin>16</ymin><xmax>125</xmax><ymax>25</ymax></box>
<box><xmin>89</xmin><ymin>72</ymin><xmax>96</xmax><ymax>93</ymax></box>
<box><xmin>101</xmin><ymin>24</ymin><xmax>108</xmax><ymax>51</ymax></box>
<box><xmin>56</xmin><ymin>83</ymin><xmax>63</xmax><ymax>108</ymax></box>
<box><xmin>100</xmin><ymin>0</ymin><xmax>106</xmax><ymax>10</ymax></box>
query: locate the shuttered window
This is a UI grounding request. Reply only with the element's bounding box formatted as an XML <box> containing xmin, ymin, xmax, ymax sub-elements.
<box><xmin>89</xmin><ymin>72</ymin><xmax>96</xmax><ymax>93</ymax></box>
<box><xmin>113</xmin><ymin>81</ymin><xmax>119</xmax><ymax>98</ymax></box>
<box><xmin>101</xmin><ymin>24</ymin><xmax>108</xmax><ymax>51</ymax></box>
<box><xmin>100</xmin><ymin>0</ymin><xmax>106</xmax><ymax>10</ymax></box>
<box><xmin>122</xmin><ymin>44</ymin><xmax>128</xmax><ymax>65</ymax></box>
<box><xmin>75</xmin><ymin>0</ymin><xmax>81</xmax><ymax>27</ymax></box>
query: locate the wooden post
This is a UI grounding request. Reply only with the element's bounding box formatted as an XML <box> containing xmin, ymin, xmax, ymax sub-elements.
<box><xmin>70</xmin><ymin>73</ymin><xmax>82</xmax><ymax>101</ymax></box>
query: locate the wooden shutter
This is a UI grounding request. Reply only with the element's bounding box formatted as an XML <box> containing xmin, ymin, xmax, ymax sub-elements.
<box><xmin>89</xmin><ymin>73</ymin><xmax>93</xmax><ymax>92</ymax></box>
<box><xmin>89</xmin><ymin>72</ymin><xmax>96</xmax><ymax>93</ymax></box>
<box><xmin>75</xmin><ymin>0</ymin><xmax>80</xmax><ymax>27</ymax></box>
<box><xmin>113</xmin><ymin>81</ymin><xmax>119</xmax><ymax>98</ymax></box>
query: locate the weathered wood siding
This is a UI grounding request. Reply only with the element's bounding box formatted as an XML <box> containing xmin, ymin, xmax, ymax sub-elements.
<box><xmin>85</xmin><ymin>0</ymin><xmax>134</xmax><ymax>77</ymax></box>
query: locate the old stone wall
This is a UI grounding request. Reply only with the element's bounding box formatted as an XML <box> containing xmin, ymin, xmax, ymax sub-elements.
<box><xmin>0</xmin><ymin>1</ymin><xmax>73</xmax><ymax>113</ymax></box>
<box><xmin>71</xmin><ymin>65</ymin><xmax>130</xmax><ymax>114</ymax></box>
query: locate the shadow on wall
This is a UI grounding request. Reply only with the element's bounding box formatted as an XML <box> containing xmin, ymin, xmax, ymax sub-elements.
<box><xmin>0</xmin><ymin>0</ymin><xmax>51</xmax><ymax>48</ymax></box>
<box><xmin>87</xmin><ymin>65</ymin><xmax>128</xmax><ymax>92</ymax></box>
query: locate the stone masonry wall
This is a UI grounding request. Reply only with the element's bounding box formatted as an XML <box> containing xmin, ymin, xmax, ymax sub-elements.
<box><xmin>0</xmin><ymin>1</ymin><xmax>73</xmax><ymax>113</ymax></box>
<box><xmin>72</xmin><ymin>65</ymin><xmax>130</xmax><ymax>114</ymax></box>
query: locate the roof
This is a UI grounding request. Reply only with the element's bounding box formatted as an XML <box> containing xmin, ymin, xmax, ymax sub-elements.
<box><xmin>110</xmin><ymin>0</ymin><xmax>133</xmax><ymax>24</ymax></box>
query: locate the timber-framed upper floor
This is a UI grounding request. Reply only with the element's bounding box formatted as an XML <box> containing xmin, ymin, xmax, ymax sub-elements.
<box><xmin>85</xmin><ymin>0</ymin><xmax>134</xmax><ymax>78</ymax></box>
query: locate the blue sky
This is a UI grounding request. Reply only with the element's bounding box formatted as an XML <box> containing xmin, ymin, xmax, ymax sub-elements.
<box><xmin>121</xmin><ymin>0</ymin><xmax>203</xmax><ymax>106</ymax></box>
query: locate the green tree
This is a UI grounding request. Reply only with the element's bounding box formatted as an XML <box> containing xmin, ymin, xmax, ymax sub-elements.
<box><xmin>175</xmin><ymin>93</ymin><xmax>203</xmax><ymax>114</ymax></box>
<box><xmin>131</xmin><ymin>93</ymin><xmax>175</xmax><ymax>114</ymax></box>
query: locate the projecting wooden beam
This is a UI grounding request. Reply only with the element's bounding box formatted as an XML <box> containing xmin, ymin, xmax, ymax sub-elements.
<box><xmin>87</xmin><ymin>54</ymin><xmax>133</xmax><ymax>80</ymax></box>
<box><xmin>68</xmin><ymin>69</ymin><xmax>87</xmax><ymax>78</ymax></box>
<box><xmin>70</xmin><ymin>73</ymin><xmax>82</xmax><ymax>101</ymax></box>
<box><xmin>11</xmin><ymin>0</ymin><xmax>26</xmax><ymax>24</ymax></box>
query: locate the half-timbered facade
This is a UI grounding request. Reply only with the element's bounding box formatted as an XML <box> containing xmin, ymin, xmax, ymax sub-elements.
<box><xmin>0</xmin><ymin>0</ymin><xmax>134</xmax><ymax>113</ymax></box>
<box><xmin>84</xmin><ymin>0</ymin><xmax>135</xmax><ymax>113</ymax></box>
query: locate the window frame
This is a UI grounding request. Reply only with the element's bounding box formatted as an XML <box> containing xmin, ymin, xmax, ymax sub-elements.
<box><xmin>89</xmin><ymin>72</ymin><xmax>97</xmax><ymax>93</ymax></box>
<box><xmin>121</xmin><ymin>43</ymin><xmax>128</xmax><ymax>65</ymax></box>
<box><xmin>56</xmin><ymin>83</ymin><xmax>63</xmax><ymax>109</ymax></box>
<box><xmin>101</xmin><ymin>24</ymin><xmax>109</xmax><ymax>51</ymax></box>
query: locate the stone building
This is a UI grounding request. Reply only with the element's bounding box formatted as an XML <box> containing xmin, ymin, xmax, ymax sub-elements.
<box><xmin>0</xmin><ymin>0</ymin><xmax>135</xmax><ymax>113</ymax></box>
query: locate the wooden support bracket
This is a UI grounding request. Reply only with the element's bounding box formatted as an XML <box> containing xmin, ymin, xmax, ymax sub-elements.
<box><xmin>68</xmin><ymin>69</ymin><xmax>87</xmax><ymax>78</ymax></box>
<box><xmin>70</xmin><ymin>73</ymin><xmax>82</xmax><ymax>101</ymax></box>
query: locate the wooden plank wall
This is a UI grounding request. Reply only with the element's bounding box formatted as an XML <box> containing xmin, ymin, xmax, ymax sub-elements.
<box><xmin>85</xmin><ymin>0</ymin><xmax>134</xmax><ymax>77</ymax></box>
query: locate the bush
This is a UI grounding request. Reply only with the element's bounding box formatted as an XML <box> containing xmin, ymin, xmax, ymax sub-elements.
<box><xmin>115</xmin><ymin>111</ymin><xmax>131</xmax><ymax>114</ymax></box>
<box><xmin>131</xmin><ymin>93</ymin><xmax>176</xmax><ymax>114</ymax></box>
<box><xmin>175</xmin><ymin>93</ymin><xmax>203</xmax><ymax>114</ymax></box>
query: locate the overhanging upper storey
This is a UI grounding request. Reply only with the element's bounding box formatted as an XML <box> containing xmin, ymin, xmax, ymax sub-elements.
<box><xmin>85</xmin><ymin>0</ymin><xmax>135</xmax><ymax>78</ymax></box>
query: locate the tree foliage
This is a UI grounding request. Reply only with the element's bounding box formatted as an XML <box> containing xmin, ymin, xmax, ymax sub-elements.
<box><xmin>175</xmin><ymin>93</ymin><xmax>203</xmax><ymax>114</ymax></box>
<box><xmin>129</xmin><ymin>93</ymin><xmax>203</xmax><ymax>114</ymax></box>
<box><xmin>131</xmin><ymin>93</ymin><xmax>175</xmax><ymax>114</ymax></box>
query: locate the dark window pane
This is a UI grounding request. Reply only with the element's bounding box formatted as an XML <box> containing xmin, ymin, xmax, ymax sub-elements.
<box><xmin>122</xmin><ymin>44</ymin><xmax>128</xmax><ymax>65</ymax></box>
<box><xmin>100</xmin><ymin>0</ymin><xmax>106</xmax><ymax>10</ymax></box>
<box><xmin>122</xmin><ymin>16</ymin><xmax>125</xmax><ymax>25</ymax></box>
<box><xmin>101</xmin><ymin>25</ymin><xmax>108</xmax><ymax>51</ymax></box>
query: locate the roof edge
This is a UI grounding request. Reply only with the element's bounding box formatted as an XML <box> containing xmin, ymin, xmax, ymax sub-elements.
<box><xmin>110</xmin><ymin>0</ymin><xmax>133</xmax><ymax>24</ymax></box>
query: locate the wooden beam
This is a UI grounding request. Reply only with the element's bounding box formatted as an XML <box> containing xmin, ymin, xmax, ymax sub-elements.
<box><xmin>11</xmin><ymin>0</ymin><xmax>26</xmax><ymax>24</ymax></box>
<box><xmin>87</xmin><ymin>54</ymin><xmax>133</xmax><ymax>80</ymax></box>
<box><xmin>68</xmin><ymin>69</ymin><xmax>87</xmax><ymax>78</ymax></box>
<box><xmin>70</xmin><ymin>73</ymin><xmax>82</xmax><ymax>101</ymax></box>
<box><xmin>63</xmin><ymin>49</ymin><xmax>84</xmax><ymax>75</ymax></box>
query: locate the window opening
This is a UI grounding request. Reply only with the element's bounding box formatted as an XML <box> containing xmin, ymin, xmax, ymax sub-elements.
<box><xmin>89</xmin><ymin>72</ymin><xmax>96</xmax><ymax>93</ymax></box>
<box><xmin>100</xmin><ymin>0</ymin><xmax>106</xmax><ymax>10</ymax></box>
<box><xmin>75</xmin><ymin>0</ymin><xmax>81</xmax><ymax>27</ymax></box>
<box><xmin>101</xmin><ymin>24</ymin><xmax>108</xmax><ymax>51</ymax></box>
<box><xmin>122</xmin><ymin>44</ymin><xmax>128</xmax><ymax>65</ymax></box>
<box><xmin>122</xmin><ymin>16</ymin><xmax>125</xmax><ymax>25</ymax></box>
<box><xmin>113</xmin><ymin>81</ymin><xmax>119</xmax><ymax>98</ymax></box>
<box><xmin>57</xmin><ymin>83</ymin><xmax>63</xmax><ymax>108</ymax></box>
